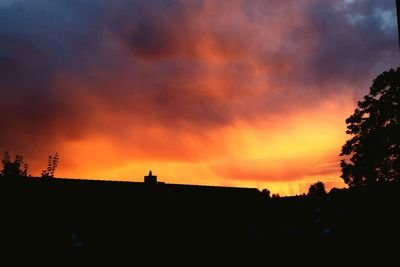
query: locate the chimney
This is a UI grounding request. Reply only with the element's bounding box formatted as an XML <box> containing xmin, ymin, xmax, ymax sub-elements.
<box><xmin>144</xmin><ymin>170</ymin><xmax>157</xmax><ymax>185</ymax></box>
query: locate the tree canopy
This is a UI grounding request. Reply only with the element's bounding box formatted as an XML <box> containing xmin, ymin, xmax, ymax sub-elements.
<box><xmin>308</xmin><ymin>181</ymin><xmax>326</xmax><ymax>195</ymax></box>
<box><xmin>340</xmin><ymin>67</ymin><xmax>400</xmax><ymax>186</ymax></box>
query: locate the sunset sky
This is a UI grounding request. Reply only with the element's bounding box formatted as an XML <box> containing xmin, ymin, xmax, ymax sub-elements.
<box><xmin>0</xmin><ymin>0</ymin><xmax>398</xmax><ymax>195</ymax></box>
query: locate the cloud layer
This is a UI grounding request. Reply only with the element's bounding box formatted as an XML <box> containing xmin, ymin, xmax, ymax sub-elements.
<box><xmin>0</xmin><ymin>0</ymin><xmax>398</xmax><ymax>195</ymax></box>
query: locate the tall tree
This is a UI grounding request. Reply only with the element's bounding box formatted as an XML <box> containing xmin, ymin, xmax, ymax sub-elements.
<box><xmin>340</xmin><ymin>67</ymin><xmax>400</xmax><ymax>186</ymax></box>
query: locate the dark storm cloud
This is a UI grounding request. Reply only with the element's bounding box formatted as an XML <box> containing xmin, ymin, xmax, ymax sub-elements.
<box><xmin>0</xmin><ymin>0</ymin><xmax>398</xmax><ymax>164</ymax></box>
<box><xmin>0</xmin><ymin>0</ymin><xmax>105</xmax><ymax>158</ymax></box>
<box><xmin>301</xmin><ymin>0</ymin><xmax>398</xmax><ymax>90</ymax></box>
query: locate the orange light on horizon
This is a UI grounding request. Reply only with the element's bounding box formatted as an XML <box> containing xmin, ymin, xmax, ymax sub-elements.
<box><xmin>24</xmin><ymin>93</ymin><xmax>354</xmax><ymax>196</ymax></box>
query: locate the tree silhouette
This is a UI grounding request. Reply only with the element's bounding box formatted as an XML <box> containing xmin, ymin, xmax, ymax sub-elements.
<box><xmin>308</xmin><ymin>181</ymin><xmax>326</xmax><ymax>195</ymax></box>
<box><xmin>0</xmin><ymin>151</ymin><xmax>29</xmax><ymax>177</ymax></box>
<box><xmin>340</xmin><ymin>67</ymin><xmax>400</xmax><ymax>186</ymax></box>
<box><xmin>41</xmin><ymin>153</ymin><xmax>59</xmax><ymax>178</ymax></box>
<box><xmin>261</xmin><ymin>188</ymin><xmax>271</xmax><ymax>199</ymax></box>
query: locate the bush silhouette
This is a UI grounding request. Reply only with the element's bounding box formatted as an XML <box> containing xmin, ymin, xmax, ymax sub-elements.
<box><xmin>0</xmin><ymin>151</ymin><xmax>29</xmax><ymax>177</ymax></box>
<box><xmin>308</xmin><ymin>181</ymin><xmax>326</xmax><ymax>195</ymax></box>
<box><xmin>261</xmin><ymin>188</ymin><xmax>271</xmax><ymax>199</ymax></box>
<box><xmin>41</xmin><ymin>152</ymin><xmax>59</xmax><ymax>178</ymax></box>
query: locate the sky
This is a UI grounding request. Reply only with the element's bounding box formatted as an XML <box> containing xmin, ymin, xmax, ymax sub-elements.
<box><xmin>0</xmin><ymin>0</ymin><xmax>398</xmax><ymax>195</ymax></box>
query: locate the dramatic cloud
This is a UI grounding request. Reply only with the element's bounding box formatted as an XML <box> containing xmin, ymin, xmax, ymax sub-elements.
<box><xmin>0</xmin><ymin>0</ymin><xmax>398</xmax><ymax>195</ymax></box>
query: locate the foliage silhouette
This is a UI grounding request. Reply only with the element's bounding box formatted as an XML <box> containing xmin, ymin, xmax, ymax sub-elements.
<box><xmin>308</xmin><ymin>181</ymin><xmax>326</xmax><ymax>195</ymax></box>
<box><xmin>261</xmin><ymin>188</ymin><xmax>271</xmax><ymax>199</ymax></box>
<box><xmin>340</xmin><ymin>67</ymin><xmax>400</xmax><ymax>186</ymax></box>
<box><xmin>41</xmin><ymin>152</ymin><xmax>59</xmax><ymax>178</ymax></box>
<box><xmin>0</xmin><ymin>151</ymin><xmax>29</xmax><ymax>177</ymax></box>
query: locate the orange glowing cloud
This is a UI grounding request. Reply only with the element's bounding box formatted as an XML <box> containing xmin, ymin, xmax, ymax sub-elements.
<box><xmin>46</xmin><ymin>92</ymin><xmax>352</xmax><ymax>196</ymax></box>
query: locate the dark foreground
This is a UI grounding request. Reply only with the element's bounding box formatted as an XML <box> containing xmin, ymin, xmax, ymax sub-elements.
<box><xmin>1</xmin><ymin>177</ymin><xmax>399</xmax><ymax>264</ymax></box>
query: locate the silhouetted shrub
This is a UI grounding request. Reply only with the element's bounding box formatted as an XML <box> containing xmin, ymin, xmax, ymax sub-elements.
<box><xmin>0</xmin><ymin>151</ymin><xmax>29</xmax><ymax>177</ymax></box>
<box><xmin>41</xmin><ymin>152</ymin><xmax>59</xmax><ymax>178</ymax></box>
<box><xmin>308</xmin><ymin>181</ymin><xmax>326</xmax><ymax>196</ymax></box>
<box><xmin>262</xmin><ymin>189</ymin><xmax>271</xmax><ymax>199</ymax></box>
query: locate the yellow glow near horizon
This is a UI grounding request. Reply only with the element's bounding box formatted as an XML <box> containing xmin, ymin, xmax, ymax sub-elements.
<box><xmin>46</xmin><ymin>94</ymin><xmax>352</xmax><ymax>196</ymax></box>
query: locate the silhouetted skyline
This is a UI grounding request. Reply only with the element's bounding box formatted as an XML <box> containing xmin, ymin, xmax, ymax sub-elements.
<box><xmin>1</xmin><ymin>170</ymin><xmax>399</xmax><ymax>263</ymax></box>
